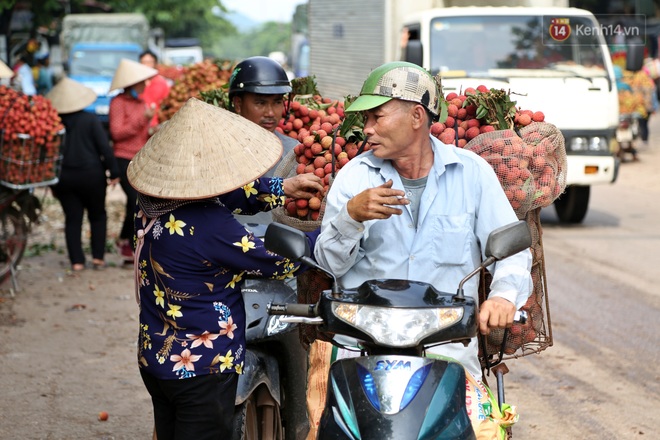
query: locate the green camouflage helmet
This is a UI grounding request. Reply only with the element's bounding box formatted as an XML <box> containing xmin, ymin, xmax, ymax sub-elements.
<box><xmin>346</xmin><ymin>61</ymin><xmax>440</xmax><ymax>116</ymax></box>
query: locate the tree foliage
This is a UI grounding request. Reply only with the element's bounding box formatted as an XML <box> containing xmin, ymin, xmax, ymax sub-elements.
<box><xmin>211</xmin><ymin>21</ymin><xmax>292</xmax><ymax>62</ymax></box>
<box><xmin>1</xmin><ymin>0</ymin><xmax>293</xmax><ymax>65</ymax></box>
<box><xmin>104</xmin><ymin>0</ymin><xmax>237</xmax><ymax>47</ymax></box>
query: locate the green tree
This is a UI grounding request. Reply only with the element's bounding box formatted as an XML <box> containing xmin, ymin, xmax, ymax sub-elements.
<box><xmin>211</xmin><ymin>21</ymin><xmax>292</xmax><ymax>62</ymax></box>
<box><xmin>105</xmin><ymin>0</ymin><xmax>237</xmax><ymax>48</ymax></box>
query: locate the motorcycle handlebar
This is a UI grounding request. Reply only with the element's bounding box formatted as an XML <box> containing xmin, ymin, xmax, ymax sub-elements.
<box><xmin>514</xmin><ymin>310</ymin><xmax>527</xmax><ymax>325</ymax></box>
<box><xmin>268</xmin><ymin>303</ymin><xmax>317</xmax><ymax>317</ymax></box>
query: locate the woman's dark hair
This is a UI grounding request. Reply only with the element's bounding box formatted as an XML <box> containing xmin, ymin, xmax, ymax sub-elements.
<box><xmin>139</xmin><ymin>50</ymin><xmax>158</xmax><ymax>64</ymax></box>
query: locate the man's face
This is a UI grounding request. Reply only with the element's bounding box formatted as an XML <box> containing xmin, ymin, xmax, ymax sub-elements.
<box><xmin>233</xmin><ymin>93</ymin><xmax>284</xmax><ymax>132</ymax></box>
<box><xmin>362</xmin><ymin>99</ymin><xmax>416</xmax><ymax>159</ymax></box>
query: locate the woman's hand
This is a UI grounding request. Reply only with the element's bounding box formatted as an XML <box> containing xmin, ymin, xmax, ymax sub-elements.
<box><xmin>282</xmin><ymin>174</ymin><xmax>324</xmax><ymax>199</ymax></box>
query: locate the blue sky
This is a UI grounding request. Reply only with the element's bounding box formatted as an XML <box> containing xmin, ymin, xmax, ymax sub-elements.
<box><xmin>222</xmin><ymin>0</ymin><xmax>306</xmax><ymax>23</ymax></box>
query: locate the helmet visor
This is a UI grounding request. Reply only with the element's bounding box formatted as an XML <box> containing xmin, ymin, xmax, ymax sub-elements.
<box><xmin>345</xmin><ymin>95</ymin><xmax>392</xmax><ymax>113</ymax></box>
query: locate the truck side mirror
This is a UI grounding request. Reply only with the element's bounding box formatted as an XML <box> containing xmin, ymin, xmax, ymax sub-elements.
<box><xmin>626</xmin><ymin>39</ymin><xmax>644</xmax><ymax>72</ymax></box>
<box><xmin>403</xmin><ymin>40</ymin><xmax>423</xmax><ymax>67</ymax></box>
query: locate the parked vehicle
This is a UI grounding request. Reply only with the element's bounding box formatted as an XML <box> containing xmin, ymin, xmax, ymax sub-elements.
<box><xmin>263</xmin><ymin>220</ymin><xmax>532</xmax><ymax>439</ymax></box>
<box><xmin>615</xmin><ymin>113</ymin><xmax>641</xmax><ymax>162</ymax></box>
<box><xmin>305</xmin><ymin>0</ymin><xmax>622</xmax><ymax>223</ymax></box>
<box><xmin>162</xmin><ymin>38</ymin><xmax>203</xmax><ymax>67</ymax></box>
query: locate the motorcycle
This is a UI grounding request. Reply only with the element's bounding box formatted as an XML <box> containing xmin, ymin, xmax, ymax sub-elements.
<box><xmin>616</xmin><ymin>112</ymin><xmax>640</xmax><ymax>162</ymax></box>
<box><xmin>263</xmin><ymin>220</ymin><xmax>532</xmax><ymax>439</ymax></box>
<box><xmin>0</xmin><ymin>184</ymin><xmax>41</xmax><ymax>292</ymax></box>
<box><xmin>233</xmin><ymin>221</ymin><xmax>310</xmax><ymax>440</ymax></box>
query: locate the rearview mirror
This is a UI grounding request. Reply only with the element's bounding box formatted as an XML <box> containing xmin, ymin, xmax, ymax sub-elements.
<box><xmin>264</xmin><ymin>223</ymin><xmax>310</xmax><ymax>261</ymax></box>
<box><xmin>484</xmin><ymin>220</ymin><xmax>532</xmax><ymax>260</ymax></box>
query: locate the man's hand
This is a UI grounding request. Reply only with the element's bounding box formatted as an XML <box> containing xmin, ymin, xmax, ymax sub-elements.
<box><xmin>478</xmin><ymin>296</ymin><xmax>516</xmax><ymax>335</ymax></box>
<box><xmin>282</xmin><ymin>174</ymin><xmax>324</xmax><ymax>199</ymax></box>
<box><xmin>347</xmin><ymin>180</ymin><xmax>409</xmax><ymax>222</ymax></box>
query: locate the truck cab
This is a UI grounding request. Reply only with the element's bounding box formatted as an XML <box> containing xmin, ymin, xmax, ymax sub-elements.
<box><xmin>67</xmin><ymin>42</ymin><xmax>142</xmax><ymax>123</ymax></box>
<box><xmin>60</xmin><ymin>13</ymin><xmax>151</xmax><ymax>127</ymax></box>
<box><xmin>402</xmin><ymin>7</ymin><xmax>620</xmax><ymax>223</ymax></box>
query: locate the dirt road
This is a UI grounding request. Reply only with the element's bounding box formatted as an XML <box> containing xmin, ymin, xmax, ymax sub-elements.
<box><xmin>0</xmin><ymin>187</ymin><xmax>154</xmax><ymax>439</ymax></box>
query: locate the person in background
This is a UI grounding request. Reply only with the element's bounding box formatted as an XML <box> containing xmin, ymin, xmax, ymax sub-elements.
<box><xmin>628</xmin><ymin>68</ymin><xmax>659</xmax><ymax>149</ymax></box>
<box><xmin>47</xmin><ymin>78</ymin><xmax>121</xmax><ymax>271</ymax></box>
<box><xmin>127</xmin><ymin>98</ymin><xmax>321</xmax><ymax>440</ymax></box>
<box><xmin>138</xmin><ymin>50</ymin><xmax>171</xmax><ymax>132</ymax></box>
<box><xmin>314</xmin><ymin>61</ymin><xmax>533</xmax><ymax>382</ymax></box>
<box><xmin>33</xmin><ymin>52</ymin><xmax>54</xmax><ymax>95</ymax></box>
<box><xmin>11</xmin><ymin>52</ymin><xmax>36</xmax><ymax>95</ymax></box>
<box><xmin>108</xmin><ymin>58</ymin><xmax>158</xmax><ymax>264</ymax></box>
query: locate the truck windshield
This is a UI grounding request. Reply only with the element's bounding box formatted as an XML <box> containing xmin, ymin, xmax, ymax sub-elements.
<box><xmin>70</xmin><ymin>49</ymin><xmax>139</xmax><ymax>77</ymax></box>
<box><xmin>430</xmin><ymin>15</ymin><xmax>608</xmax><ymax>78</ymax></box>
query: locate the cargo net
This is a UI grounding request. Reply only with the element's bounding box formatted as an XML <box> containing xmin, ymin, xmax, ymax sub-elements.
<box><xmin>478</xmin><ymin>209</ymin><xmax>553</xmax><ymax>369</ymax></box>
<box><xmin>464</xmin><ymin>122</ymin><xmax>567</xmax><ymax>219</ymax></box>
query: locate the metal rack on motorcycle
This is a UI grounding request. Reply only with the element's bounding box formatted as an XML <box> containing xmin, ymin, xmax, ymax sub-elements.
<box><xmin>0</xmin><ymin>128</ymin><xmax>65</xmax><ymax>294</ymax></box>
<box><xmin>0</xmin><ymin>129</ymin><xmax>65</xmax><ymax>190</ymax></box>
<box><xmin>478</xmin><ymin>207</ymin><xmax>553</xmax><ymax>368</ymax></box>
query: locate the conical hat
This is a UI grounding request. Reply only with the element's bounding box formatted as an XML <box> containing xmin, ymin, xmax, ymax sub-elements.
<box><xmin>127</xmin><ymin>98</ymin><xmax>283</xmax><ymax>200</ymax></box>
<box><xmin>46</xmin><ymin>77</ymin><xmax>97</xmax><ymax>114</ymax></box>
<box><xmin>0</xmin><ymin>59</ymin><xmax>13</xmax><ymax>79</ymax></box>
<box><xmin>109</xmin><ymin>58</ymin><xmax>158</xmax><ymax>92</ymax></box>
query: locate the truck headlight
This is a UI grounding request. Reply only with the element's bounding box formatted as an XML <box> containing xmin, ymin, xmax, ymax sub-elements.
<box><xmin>332</xmin><ymin>303</ymin><xmax>463</xmax><ymax>347</ymax></box>
<box><xmin>569</xmin><ymin>136</ymin><xmax>608</xmax><ymax>153</ymax></box>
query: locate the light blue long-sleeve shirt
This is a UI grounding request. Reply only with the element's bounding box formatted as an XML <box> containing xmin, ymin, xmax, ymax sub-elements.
<box><xmin>314</xmin><ymin>136</ymin><xmax>532</xmax><ymax>378</ymax></box>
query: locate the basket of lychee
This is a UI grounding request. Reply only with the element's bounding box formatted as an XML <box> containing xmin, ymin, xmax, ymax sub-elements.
<box><xmin>431</xmin><ymin>86</ymin><xmax>566</xmax><ymax>217</ymax></box>
<box><xmin>271</xmin><ymin>94</ymin><xmax>368</xmax><ymax>230</ymax></box>
<box><xmin>0</xmin><ymin>86</ymin><xmax>65</xmax><ymax>188</ymax></box>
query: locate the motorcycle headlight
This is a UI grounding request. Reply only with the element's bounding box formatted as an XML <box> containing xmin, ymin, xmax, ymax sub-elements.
<box><xmin>332</xmin><ymin>304</ymin><xmax>463</xmax><ymax>347</ymax></box>
<box><xmin>569</xmin><ymin>136</ymin><xmax>608</xmax><ymax>152</ymax></box>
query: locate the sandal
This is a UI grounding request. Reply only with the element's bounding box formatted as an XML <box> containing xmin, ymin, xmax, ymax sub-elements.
<box><xmin>92</xmin><ymin>260</ymin><xmax>107</xmax><ymax>270</ymax></box>
<box><xmin>72</xmin><ymin>263</ymin><xmax>85</xmax><ymax>272</ymax></box>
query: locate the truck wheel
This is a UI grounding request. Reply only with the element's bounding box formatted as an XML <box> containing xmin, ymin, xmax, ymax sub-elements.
<box><xmin>554</xmin><ymin>186</ymin><xmax>590</xmax><ymax>223</ymax></box>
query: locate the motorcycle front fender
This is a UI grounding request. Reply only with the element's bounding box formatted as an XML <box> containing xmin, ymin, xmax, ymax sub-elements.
<box><xmin>319</xmin><ymin>356</ymin><xmax>476</xmax><ymax>440</ymax></box>
<box><xmin>235</xmin><ymin>347</ymin><xmax>281</xmax><ymax>406</ymax></box>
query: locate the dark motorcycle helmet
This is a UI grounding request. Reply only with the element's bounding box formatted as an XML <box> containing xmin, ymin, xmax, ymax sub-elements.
<box><xmin>228</xmin><ymin>56</ymin><xmax>292</xmax><ymax>99</ymax></box>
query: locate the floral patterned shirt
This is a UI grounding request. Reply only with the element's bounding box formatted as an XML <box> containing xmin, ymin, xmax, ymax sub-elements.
<box><xmin>136</xmin><ymin>177</ymin><xmax>312</xmax><ymax>380</ymax></box>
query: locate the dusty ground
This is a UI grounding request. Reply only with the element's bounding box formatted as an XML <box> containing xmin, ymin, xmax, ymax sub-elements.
<box><xmin>0</xmin><ymin>186</ymin><xmax>154</xmax><ymax>439</ymax></box>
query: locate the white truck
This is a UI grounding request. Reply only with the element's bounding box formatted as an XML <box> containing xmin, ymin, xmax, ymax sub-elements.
<box><xmin>307</xmin><ymin>0</ymin><xmax>621</xmax><ymax>223</ymax></box>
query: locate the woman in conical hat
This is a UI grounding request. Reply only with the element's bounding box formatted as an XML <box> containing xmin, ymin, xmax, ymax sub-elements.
<box><xmin>0</xmin><ymin>59</ymin><xmax>13</xmax><ymax>79</ymax></box>
<box><xmin>128</xmin><ymin>97</ymin><xmax>322</xmax><ymax>439</ymax></box>
<box><xmin>47</xmin><ymin>77</ymin><xmax>121</xmax><ymax>272</ymax></box>
<box><xmin>108</xmin><ymin>58</ymin><xmax>158</xmax><ymax>263</ymax></box>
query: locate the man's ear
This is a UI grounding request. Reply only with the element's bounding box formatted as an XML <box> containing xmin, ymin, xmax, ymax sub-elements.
<box><xmin>232</xmin><ymin>96</ymin><xmax>242</xmax><ymax>114</ymax></box>
<box><xmin>411</xmin><ymin>104</ymin><xmax>427</xmax><ymax>129</ymax></box>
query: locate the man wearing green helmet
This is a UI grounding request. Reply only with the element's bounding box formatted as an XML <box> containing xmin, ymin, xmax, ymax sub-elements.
<box><xmin>313</xmin><ymin>61</ymin><xmax>533</xmax><ymax>382</ymax></box>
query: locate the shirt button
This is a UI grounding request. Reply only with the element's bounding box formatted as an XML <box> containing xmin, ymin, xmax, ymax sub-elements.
<box><xmin>408</xmin><ymin>224</ymin><xmax>414</xmax><ymax>228</ymax></box>
<box><xmin>410</xmin><ymin>255</ymin><xmax>415</xmax><ymax>261</ymax></box>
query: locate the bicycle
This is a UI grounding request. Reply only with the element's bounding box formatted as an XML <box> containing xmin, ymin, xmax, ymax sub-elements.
<box><xmin>0</xmin><ymin>185</ymin><xmax>41</xmax><ymax>293</ymax></box>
